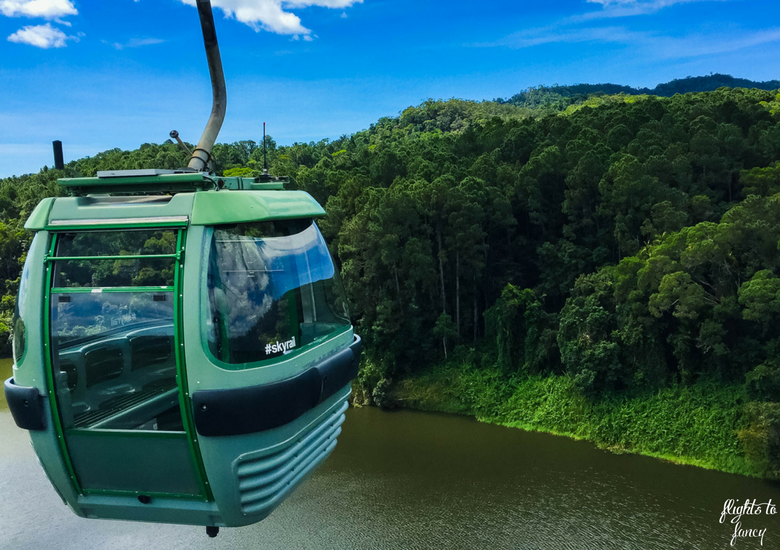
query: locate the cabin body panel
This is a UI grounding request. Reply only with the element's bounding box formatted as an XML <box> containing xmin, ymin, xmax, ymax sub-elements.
<box><xmin>70</xmin><ymin>494</ymin><xmax>220</xmax><ymax>526</ymax></box>
<box><xmin>28</xmin><ymin>194</ymin><xmax>195</xmax><ymax>230</ymax></box>
<box><xmin>7</xmin><ymin>174</ymin><xmax>360</xmax><ymax>528</ymax></box>
<box><xmin>193</xmin><ymin>390</ymin><xmax>350</xmax><ymax>526</ymax></box>
<box><xmin>189</xmin><ymin>190</ymin><xmax>325</xmax><ymax>226</ymax></box>
<box><xmin>181</xmin><ymin>222</ymin><xmax>355</xmax><ymax>526</ymax></box>
<box><xmin>13</xmin><ymin>231</ymin><xmax>84</xmax><ymax>514</ymax></box>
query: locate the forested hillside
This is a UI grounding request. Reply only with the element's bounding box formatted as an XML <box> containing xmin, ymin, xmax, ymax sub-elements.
<box><xmin>4</xmin><ymin>81</ymin><xmax>780</xmax><ymax>475</ymax></box>
<box><xmin>497</xmin><ymin>74</ymin><xmax>780</xmax><ymax>110</ymax></box>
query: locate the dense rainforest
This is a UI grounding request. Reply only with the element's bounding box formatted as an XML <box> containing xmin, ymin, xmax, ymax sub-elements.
<box><xmin>3</xmin><ymin>75</ymin><xmax>780</xmax><ymax>477</ymax></box>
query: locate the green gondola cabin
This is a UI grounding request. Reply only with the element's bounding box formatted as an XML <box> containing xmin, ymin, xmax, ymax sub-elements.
<box><xmin>3</xmin><ymin>0</ymin><xmax>362</xmax><ymax>536</ymax></box>
<box><xmin>4</xmin><ymin>170</ymin><xmax>361</xmax><ymax>529</ymax></box>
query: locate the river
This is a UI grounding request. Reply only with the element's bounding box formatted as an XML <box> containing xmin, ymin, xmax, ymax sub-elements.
<box><xmin>2</xmin><ymin>358</ymin><xmax>779</xmax><ymax>549</ymax></box>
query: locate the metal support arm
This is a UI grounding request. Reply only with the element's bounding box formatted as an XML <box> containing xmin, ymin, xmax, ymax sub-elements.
<box><xmin>187</xmin><ymin>0</ymin><xmax>227</xmax><ymax>172</ymax></box>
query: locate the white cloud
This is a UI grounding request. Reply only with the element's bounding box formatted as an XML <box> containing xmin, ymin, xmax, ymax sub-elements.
<box><xmin>177</xmin><ymin>0</ymin><xmax>361</xmax><ymax>35</ymax></box>
<box><xmin>650</xmin><ymin>27</ymin><xmax>780</xmax><ymax>58</ymax></box>
<box><xmin>477</xmin><ymin>23</ymin><xmax>780</xmax><ymax>61</ymax></box>
<box><xmin>587</xmin><ymin>0</ymin><xmax>701</xmax><ymax>6</ymax></box>
<box><xmin>581</xmin><ymin>0</ymin><xmax>728</xmax><ymax>19</ymax></box>
<box><xmin>7</xmin><ymin>22</ymin><xmax>77</xmax><ymax>48</ymax></box>
<box><xmin>109</xmin><ymin>37</ymin><xmax>166</xmax><ymax>50</ymax></box>
<box><xmin>588</xmin><ymin>0</ymin><xmax>665</xmax><ymax>4</ymax></box>
<box><xmin>0</xmin><ymin>0</ymin><xmax>77</xmax><ymax>19</ymax></box>
<box><xmin>477</xmin><ymin>0</ymin><xmax>747</xmax><ymax>55</ymax></box>
<box><xmin>480</xmin><ymin>25</ymin><xmax>641</xmax><ymax>49</ymax></box>
<box><xmin>284</xmin><ymin>0</ymin><xmax>358</xmax><ymax>6</ymax></box>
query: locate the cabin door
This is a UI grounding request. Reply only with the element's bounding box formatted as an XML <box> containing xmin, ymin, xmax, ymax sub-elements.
<box><xmin>45</xmin><ymin>227</ymin><xmax>209</xmax><ymax>499</ymax></box>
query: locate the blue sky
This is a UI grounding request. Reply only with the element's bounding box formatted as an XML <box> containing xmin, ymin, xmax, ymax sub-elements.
<box><xmin>1</xmin><ymin>0</ymin><xmax>779</xmax><ymax>177</ymax></box>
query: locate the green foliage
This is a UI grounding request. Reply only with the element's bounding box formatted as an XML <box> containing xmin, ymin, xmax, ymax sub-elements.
<box><xmin>223</xmin><ymin>167</ymin><xmax>255</xmax><ymax>177</ymax></box>
<box><xmin>353</xmin><ymin>357</ymin><xmax>384</xmax><ymax>406</ymax></box>
<box><xmin>485</xmin><ymin>284</ymin><xmax>558</xmax><ymax>374</ymax></box>
<box><xmin>745</xmin><ymin>363</ymin><xmax>780</xmax><ymax>402</ymax></box>
<box><xmin>740</xmin><ymin>163</ymin><xmax>780</xmax><ymax>196</ymax></box>
<box><xmin>396</xmin><ymin>361</ymin><xmax>758</xmax><ymax>477</ymax></box>
<box><xmin>497</xmin><ymin>74</ymin><xmax>780</xmax><ymax>112</ymax></box>
<box><xmin>0</xmin><ymin>168</ymin><xmax>63</xmax><ymax>354</ymax></box>
<box><xmin>556</xmin><ymin>193</ymin><xmax>780</xmax><ymax>393</ymax></box>
<box><xmin>738</xmin><ymin>270</ymin><xmax>780</xmax><ymax>323</ymax></box>
<box><xmin>5</xmin><ymin>83</ymin><xmax>780</xmax><ymax>417</ymax></box>
<box><xmin>372</xmin><ymin>378</ymin><xmax>397</xmax><ymax>410</ymax></box>
<box><xmin>70</xmin><ymin>142</ymin><xmax>190</xmax><ymax>176</ymax></box>
<box><xmin>737</xmin><ymin>402</ymin><xmax>780</xmax><ymax>478</ymax></box>
<box><xmin>433</xmin><ymin>313</ymin><xmax>457</xmax><ymax>339</ymax></box>
<box><xmin>6</xmin><ymin>79</ymin><xmax>780</xmax><ymax>475</ymax></box>
<box><xmin>558</xmin><ymin>273</ymin><xmax>623</xmax><ymax>394</ymax></box>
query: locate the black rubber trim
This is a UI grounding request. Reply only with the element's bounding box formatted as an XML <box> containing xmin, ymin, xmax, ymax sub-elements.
<box><xmin>192</xmin><ymin>334</ymin><xmax>362</xmax><ymax>437</ymax></box>
<box><xmin>4</xmin><ymin>377</ymin><xmax>46</xmax><ymax>431</ymax></box>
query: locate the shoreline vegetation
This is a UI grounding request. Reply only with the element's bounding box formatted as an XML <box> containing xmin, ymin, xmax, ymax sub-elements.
<box><xmin>0</xmin><ymin>358</ymin><xmax>11</xmax><ymax>410</ymax></box>
<box><xmin>355</xmin><ymin>359</ymin><xmax>777</xmax><ymax>479</ymax></box>
<box><xmin>4</xmin><ymin>75</ymin><xmax>780</xmax><ymax>479</ymax></box>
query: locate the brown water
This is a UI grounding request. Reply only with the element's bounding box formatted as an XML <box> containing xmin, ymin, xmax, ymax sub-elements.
<box><xmin>1</xmin><ymin>356</ymin><xmax>779</xmax><ymax>549</ymax></box>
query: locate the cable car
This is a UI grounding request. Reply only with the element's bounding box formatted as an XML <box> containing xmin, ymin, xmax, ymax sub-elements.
<box><xmin>3</xmin><ymin>0</ymin><xmax>361</xmax><ymax>536</ymax></box>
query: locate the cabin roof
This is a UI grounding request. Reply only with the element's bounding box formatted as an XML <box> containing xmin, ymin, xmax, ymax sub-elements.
<box><xmin>24</xmin><ymin>172</ymin><xmax>325</xmax><ymax>230</ymax></box>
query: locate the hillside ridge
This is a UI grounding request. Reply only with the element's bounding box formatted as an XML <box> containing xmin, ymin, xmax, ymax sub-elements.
<box><xmin>496</xmin><ymin>73</ymin><xmax>780</xmax><ymax>109</ymax></box>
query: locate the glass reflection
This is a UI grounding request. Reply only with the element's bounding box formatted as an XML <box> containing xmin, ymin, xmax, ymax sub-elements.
<box><xmin>51</xmin><ymin>292</ymin><xmax>182</xmax><ymax>431</ymax></box>
<box><xmin>207</xmin><ymin>221</ymin><xmax>350</xmax><ymax>364</ymax></box>
<box><xmin>53</xmin><ymin>230</ymin><xmax>177</xmax><ymax>288</ymax></box>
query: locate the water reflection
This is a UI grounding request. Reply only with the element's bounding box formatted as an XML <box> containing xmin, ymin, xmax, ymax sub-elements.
<box><xmin>1</xmin><ymin>390</ymin><xmax>779</xmax><ymax>549</ymax></box>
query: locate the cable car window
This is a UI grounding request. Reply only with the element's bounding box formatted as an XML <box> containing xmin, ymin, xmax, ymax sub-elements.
<box><xmin>50</xmin><ymin>292</ymin><xmax>181</xmax><ymax>431</ymax></box>
<box><xmin>54</xmin><ymin>258</ymin><xmax>175</xmax><ymax>288</ymax></box>
<box><xmin>52</xmin><ymin>292</ymin><xmax>173</xmax><ymax>347</ymax></box>
<box><xmin>53</xmin><ymin>229</ymin><xmax>177</xmax><ymax>288</ymax></box>
<box><xmin>207</xmin><ymin>220</ymin><xmax>351</xmax><ymax>365</ymax></box>
<box><xmin>48</xmin><ymin>229</ymin><xmax>185</xmax><ymax>433</ymax></box>
<box><xmin>56</xmin><ymin>229</ymin><xmax>177</xmax><ymax>256</ymax></box>
<box><xmin>12</xmin><ymin>233</ymin><xmax>40</xmax><ymax>364</ymax></box>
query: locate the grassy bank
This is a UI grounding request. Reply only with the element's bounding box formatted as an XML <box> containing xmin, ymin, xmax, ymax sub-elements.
<box><xmin>0</xmin><ymin>358</ymin><xmax>13</xmax><ymax>410</ymax></box>
<box><xmin>389</xmin><ymin>362</ymin><xmax>779</xmax><ymax>478</ymax></box>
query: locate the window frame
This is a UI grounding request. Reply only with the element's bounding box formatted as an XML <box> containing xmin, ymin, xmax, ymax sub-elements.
<box><xmin>200</xmin><ymin>221</ymin><xmax>352</xmax><ymax>371</ymax></box>
<box><xmin>43</xmin><ymin>227</ymin><xmax>212</xmax><ymax>500</ymax></box>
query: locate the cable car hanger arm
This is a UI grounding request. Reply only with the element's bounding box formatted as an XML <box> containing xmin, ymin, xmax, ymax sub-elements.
<box><xmin>187</xmin><ymin>0</ymin><xmax>226</xmax><ymax>172</ymax></box>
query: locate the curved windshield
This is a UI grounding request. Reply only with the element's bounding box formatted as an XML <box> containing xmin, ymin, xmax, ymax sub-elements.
<box><xmin>207</xmin><ymin>220</ymin><xmax>350</xmax><ymax>365</ymax></box>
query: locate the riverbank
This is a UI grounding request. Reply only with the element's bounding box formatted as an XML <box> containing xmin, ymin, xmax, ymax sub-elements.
<box><xmin>379</xmin><ymin>361</ymin><xmax>780</xmax><ymax>479</ymax></box>
<box><xmin>4</xmin><ymin>351</ymin><xmax>774</xmax><ymax>479</ymax></box>
<box><xmin>4</xmin><ymin>401</ymin><xmax>780</xmax><ymax>548</ymax></box>
<box><xmin>0</xmin><ymin>358</ymin><xmax>12</xmax><ymax>411</ymax></box>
